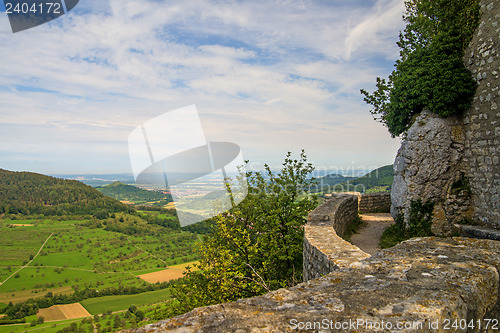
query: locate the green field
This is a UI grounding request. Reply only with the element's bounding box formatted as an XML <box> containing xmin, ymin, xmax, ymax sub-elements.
<box><xmin>0</xmin><ymin>214</ymin><xmax>199</xmax><ymax>318</ymax></box>
<box><xmin>81</xmin><ymin>289</ymin><xmax>172</xmax><ymax>314</ymax></box>
<box><xmin>0</xmin><ymin>317</ymin><xmax>90</xmax><ymax>333</ymax></box>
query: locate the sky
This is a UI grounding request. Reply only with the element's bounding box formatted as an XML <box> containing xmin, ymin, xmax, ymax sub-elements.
<box><xmin>0</xmin><ymin>0</ymin><xmax>405</xmax><ymax>175</ymax></box>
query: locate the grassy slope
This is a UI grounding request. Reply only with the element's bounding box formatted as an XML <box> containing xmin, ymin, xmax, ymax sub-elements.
<box><xmin>332</xmin><ymin>165</ymin><xmax>394</xmax><ymax>193</ymax></box>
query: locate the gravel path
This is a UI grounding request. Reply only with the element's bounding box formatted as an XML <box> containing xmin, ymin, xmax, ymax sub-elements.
<box><xmin>351</xmin><ymin>213</ymin><xmax>394</xmax><ymax>256</ymax></box>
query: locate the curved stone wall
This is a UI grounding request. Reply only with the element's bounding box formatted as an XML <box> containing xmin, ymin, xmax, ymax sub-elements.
<box><xmin>303</xmin><ymin>194</ymin><xmax>369</xmax><ymax>282</ymax></box>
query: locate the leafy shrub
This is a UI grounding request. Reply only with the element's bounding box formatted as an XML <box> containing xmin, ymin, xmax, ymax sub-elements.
<box><xmin>361</xmin><ymin>0</ymin><xmax>480</xmax><ymax>137</ymax></box>
<box><xmin>380</xmin><ymin>200</ymin><xmax>434</xmax><ymax>248</ymax></box>
<box><xmin>167</xmin><ymin>151</ymin><xmax>318</xmax><ymax>317</ymax></box>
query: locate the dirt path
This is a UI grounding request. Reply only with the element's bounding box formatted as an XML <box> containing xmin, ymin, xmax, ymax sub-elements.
<box><xmin>0</xmin><ymin>232</ymin><xmax>53</xmax><ymax>286</ymax></box>
<box><xmin>351</xmin><ymin>213</ymin><xmax>394</xmax><ymax>256</ymax></box>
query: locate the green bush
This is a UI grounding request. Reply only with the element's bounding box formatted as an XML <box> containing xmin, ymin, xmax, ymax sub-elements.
<box><xmin>380</xmin><ymin>200</ymin><xmax>434</xmax><ymax>248</ymax></box>
<box><xmin>361</xmin><ymin>0</ymin><xmax>480</xmax><ymax>137</ymax></box>
<box><xmin>384</xmin><ymin>35</ymin><xmax>477</xmax><ymax>136</ymax></box>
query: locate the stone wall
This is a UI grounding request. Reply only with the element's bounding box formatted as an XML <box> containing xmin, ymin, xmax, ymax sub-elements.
<box><xmin>463</xmin><ymin>0</ymin><xmax>500</xmax><ymax>227</ymax></box>
<box><xmin>130</xmin><ymin>237</ymin><xmax>500</xmax><ymax>333</ymax></box>
<box><xmin>303</xmin><ymin>194</ymin><xmax>369</xmax><ymax>281</ymax></box>
<box><xmin>358</xmin><ymin>192</ymin><xmax>391</xmax><ymax>213</ymax></box>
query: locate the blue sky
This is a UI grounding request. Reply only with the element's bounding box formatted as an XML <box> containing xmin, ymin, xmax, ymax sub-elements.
<box><xmin>0</xmin><ymin>0</ymin><xmax>405</xmax><ymax>174</ymax></box>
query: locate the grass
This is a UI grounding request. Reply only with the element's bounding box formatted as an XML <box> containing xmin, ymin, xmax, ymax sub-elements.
<box><xmin>0</xmin><ymin>286</ymin><xmax>73</xmax><ymax>304</ymax></box>
<box><xmin>0</xmin><ymin>267</ymin><xmax>138</xmax><ymax>293</ymax></box>
<box><xmin>342</xmin><ymin>215</ymin><xmax>365</xmax><ymax>242</ymax></box>
<box><xmin>379</xmin><ymin>223</ymin><xmax>407</xmax><ymax>249</ymax></box>
<box><xmin>0</xmin><ymin>317</ymin><xmax>88</xmax><ymax>333</ymax></box>
<box><xmin>379</xmin><ymin>201</ymin><xmax>434</xmax><ymax>249</ymax></box>
<box><xmin>80</xmin><ymin>289</ymin><xmax>172</xmax><ymax>314</ymax></box>
<box><xmin>0</xmin><ymin>213</ymin><xmax>201</xmax><ymax>332</ymax></box>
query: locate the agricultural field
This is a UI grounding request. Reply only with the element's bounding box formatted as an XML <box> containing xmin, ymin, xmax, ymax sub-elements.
<box><xmin>38</xmin><ymin>303</ymin><xmax>91</xmax><ymax>321</ymax></box>
<box><xmin>0</xmin><ymin>293</ymin><xmax>176</xmax><ymax>333</ymax></box>
<box><xmin>0</xmin><ymin>213</ymin><xmax>201</xmax><ymax>329</ymax></box>
<box><xmin>0</xmin><ymin>317</ymin><xmax>88</xmax><ymax>333</ymax></box>
<box><xmin>80</xmin><ymin>288</ymin><xmax>172</xmax><ymax>314</ymax></box>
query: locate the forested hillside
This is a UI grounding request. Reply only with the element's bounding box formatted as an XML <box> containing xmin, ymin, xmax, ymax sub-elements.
<box><xmin>0</xmin><ymin>169</ymin><xmax>132</xmax><ymax>216</ymax></box>
<box><xmin>97</xmin><ymin>182</ymin><xmax>172</xmax><ymax>205</ymax></box>
<box><xmin>316</xmin><ymin>165</ymin><xmax>394</xmax><ymax>193</ymax></box>
<box><xmin>349</xmin><ymin>165</ymin><xmax>394</xmax><ymax>189</ymax></box>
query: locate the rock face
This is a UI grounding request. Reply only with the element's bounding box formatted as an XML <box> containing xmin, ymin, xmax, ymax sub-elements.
<box><xmin>392</xmin><ymin>0</ymin><xmax>500</xmax><ymax>232</ymax></box>
<box><xmin>391</xmin><ymin>110</ymin><xmax>473</xmax><ymax>235</ymax></box>
<box><xmin>128</xmin><ymin>237</ymin><xmax>500</xmax><ymax>333</ymax></box>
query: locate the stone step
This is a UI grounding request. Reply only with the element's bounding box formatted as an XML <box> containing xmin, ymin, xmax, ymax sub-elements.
<box><xmin>455</xmin><ymin>224</ymin><xmax>500</xmax><ymax>241</ymax></box>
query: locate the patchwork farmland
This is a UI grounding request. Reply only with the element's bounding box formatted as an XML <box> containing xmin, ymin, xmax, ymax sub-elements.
<box><xmin>0</xmin><ymin>212</ymin><xmax>200</xmax><ymax>332</ymax></box>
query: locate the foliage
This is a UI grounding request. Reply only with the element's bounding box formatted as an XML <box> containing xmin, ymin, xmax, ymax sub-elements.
<box><xmin>451</xmin><ymin>172</ymin><xmax>472</xmax><ymax>195</ymax></box>
<box><xmin>0</xmin><ymin>282</ymin><xmax>174</xmax><ymax>319</ymax></box>
<box><xmin>361</xmin><ymin>0</ymin><xmax>480</xmax><ymax>137</ymax></box>
<box><xmin>406</xmin><ymin>199</ymin><xmax>434</xmax><ymax>237</ymax></box>
<box><xmin>379</xmin><ymin>215</ymin><xmax>408</xmax><ymax>249</ymax></box>
<box><xmin>0</xmin><ymin>169</ymin><xmax>133</xmax><ymax>216</ymax></box>
<box><xmin>398</xmin><ymin>0</ymin><xmax>481</xmax><ymax>59</ymax></box>
<box><xmin>167</xmin><ymin>151</ymin><xmax>318</xmax><ymax>317</ymax></box>
<box><xmin>380</xmin><ymin>200</ymin><xmax>434</xmax><ymax>248</ymax></box>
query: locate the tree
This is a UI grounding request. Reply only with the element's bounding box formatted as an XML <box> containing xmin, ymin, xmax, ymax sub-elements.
<box><xmin>168</xmin><ymin>150</ymin><xmax>318</xmax><ymax>316</ymax></box>
<box><xmin>361</xmin><ymin>0</ymin><xmax>480</xmax><ymax>137</ymax></box>
<box><xmin>135</xmin><ymin>310</ymin><xmax>145</xmax><ymax>321</ymax></box>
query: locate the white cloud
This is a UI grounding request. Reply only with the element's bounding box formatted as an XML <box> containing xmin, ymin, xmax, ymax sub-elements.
<box><xmin>0</xmin><ymin>0</ymin><xmax>404</xmax><ymax>174</ymax></box>
<box><xmin>345</xmin><ymin>0</ymin><xmax>405</xmax><ymax>59</ymax></box>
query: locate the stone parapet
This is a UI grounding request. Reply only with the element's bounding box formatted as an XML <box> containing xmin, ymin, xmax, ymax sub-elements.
<box><xmin>303</xmin><ymin>194</ymin><xmax>369</xmax><ymax>282</ymax></box>
<box><xmin>129</xmin><ymin>237</ymin><xmax>500</xmax><ymax>333</ymax></box>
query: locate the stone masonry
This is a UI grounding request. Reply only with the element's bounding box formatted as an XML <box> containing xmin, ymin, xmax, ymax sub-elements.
<box><xmin>463</xmin><ymin>0</ymin><xmax>500</xmax><ymax>227</ymax></box>
<box><xmin>358</xmin><ymin>192</ymin><xmax>391</xmax><ymax>213</ymax></box>
<box><xmin>303</xmin><ymin>194</ymin><xmax>369</xmax><ymax>282</ymax></box>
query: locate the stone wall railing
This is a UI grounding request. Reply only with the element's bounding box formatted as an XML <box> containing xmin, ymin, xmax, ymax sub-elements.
<box><xmin>303</xmin><ymin>194</ymin><xmax>369</xmax><ymax>282</ymax></box>
<box><xmin>358</xmin><ymin>192</ymin><xmax>391</xmax><ymax>213</ymax></box>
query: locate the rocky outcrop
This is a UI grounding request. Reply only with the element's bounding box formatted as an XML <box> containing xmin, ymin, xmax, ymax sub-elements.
<box><xmin>130</xmin><ymin>237</ymin><xmax>500</xmax><ymax>333</ymax></box>
<box><xmin>392</xmin><ymin>0</ymin><xmax>500</xmax><ymax>232</ymax></box>
<box><xmin>391</xmin><ymin>110</ymin><xmax>473</xmax><ymax>235</ymax></box>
